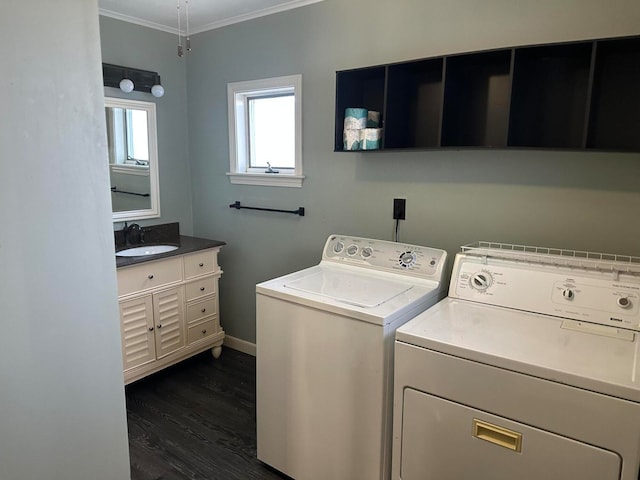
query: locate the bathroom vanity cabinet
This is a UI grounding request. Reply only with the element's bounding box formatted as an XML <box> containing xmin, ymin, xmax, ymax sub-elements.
<box><xmin>117</xmin><ymin>247</ymin><xmax>224</xmax><ymax>384</ymax></box>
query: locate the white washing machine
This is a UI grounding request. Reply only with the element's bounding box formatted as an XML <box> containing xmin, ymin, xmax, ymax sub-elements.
<box><xmin>392</xmin><ymin>242</ymin><xmax>640</xmax><ymax>480</ymax></box>
<box><xmin>256</xmin><ymin>234</ymin><xmax>448</xmax><ymax>480</ymax></box>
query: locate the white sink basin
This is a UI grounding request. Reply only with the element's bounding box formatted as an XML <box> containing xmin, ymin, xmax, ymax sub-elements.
<box><xmin>116</xmin><ymin>245</ymin><xmax>179</xmax><ymax>257</ymax></box>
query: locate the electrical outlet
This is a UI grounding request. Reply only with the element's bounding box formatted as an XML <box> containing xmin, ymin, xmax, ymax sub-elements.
<box><xmin>393</xmin><ymin>198</ymin><xmax>406</xmax><ymax>220</ymax></box>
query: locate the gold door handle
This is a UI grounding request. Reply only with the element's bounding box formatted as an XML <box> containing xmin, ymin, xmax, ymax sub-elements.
<box><xmin>473</xmin><ymin>419</ymin><xmax>522</xmax><ymax>452</ymax></box>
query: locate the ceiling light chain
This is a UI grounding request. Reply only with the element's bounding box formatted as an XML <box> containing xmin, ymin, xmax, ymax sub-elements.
<box><xmin>176</xmin><ymin>0</ymin><xmax>183</xmax><ymax>57</ymax></box>
<box><xmin>186</xmin><ymin>0</ymin><xmax>192</xmax><ymax>53</ymax></box>
<box><xmin>176</xmin><ymin>0</ymin><xmax>192</xmax><ymax>58</ymax></box>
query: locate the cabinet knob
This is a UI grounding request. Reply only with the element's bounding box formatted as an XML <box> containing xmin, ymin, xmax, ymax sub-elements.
<box><xmin>199</xmin><ymin>262</ymin><xmax>204</xmax><ymax>267</ymax></box>
<box><xmin>157</xmin><ymin>324</ymin><xmax>162</xmax><ymax>329</ymax></box>
<box><xmin>148</xmin><ymin>326</ymin><xmax>154</xmax><ymax>332</ymax></box>
<box><xmin>148</xmin><ymin>274</ymin><xmax>154</xmax><ymax>279</ymax></box>
<box><xmin>200</xmin><ymin>287</ymin><xmax>205</xmax><ymax>291</ymax></box>
<box><xmin>202</xmin><ymin>329</ymin><xmax>207</xmax><ymax>335</ymax></box>
<box><xmin>201</xmin><ymin>308</ymin><xmax>206</xmax><ymax>313</ymax></box>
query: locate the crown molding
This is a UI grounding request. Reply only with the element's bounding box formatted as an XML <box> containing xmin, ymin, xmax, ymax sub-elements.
<box><xmin>190</xmin><ymin>0</ymin><xmax>324</xmax><ymax>34</ymax></box>
<box><xmin>99</xmin><ymin>8</ymin><xmax>179</xmax><ymax>35</ymax></box>
<box><xmin>100</xmin><ymin>0</ymin><xmax>324</xmax><ymax>36</ymax></box>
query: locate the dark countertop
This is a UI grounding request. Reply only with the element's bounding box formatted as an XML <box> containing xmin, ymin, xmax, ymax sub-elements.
<box><xmin>116</xmin><ymin>235</ymin><xmax>226</xmax><ymax>268</ymax></box>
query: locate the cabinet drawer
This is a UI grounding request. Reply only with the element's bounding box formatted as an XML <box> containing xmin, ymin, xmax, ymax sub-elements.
<box><xmin>186</xmin><ymin>297</ymin><xmax>218</xmax><ymax>324</ymax></box>
<box><xmin>117</xmin><ymin>257</ymin><xmax>183</xmax><ymax>296</ymax></box>
<box><xmin>187</xmin><ymin>317</ymin><xmax>218</xmax><ymax>344</ymax></box>
<box><xmin>184</xmin><ymin>250</ymin><xmax>218</xmax><ymax>279</ymax></box>
<box><xmin>185</xmin><ymin>276</ymin><xmax>218</xmax><ymax>302</ymax></box>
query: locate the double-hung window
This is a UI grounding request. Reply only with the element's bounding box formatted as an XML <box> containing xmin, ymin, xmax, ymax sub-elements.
<box><xmin>227</xmin><ymin>75</ymin><xmax>303</xmax><ymax>187</ymax></box>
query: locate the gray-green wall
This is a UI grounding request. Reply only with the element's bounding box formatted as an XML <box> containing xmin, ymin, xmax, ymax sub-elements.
<box><xmin>99</xmin><ymin>1</ymin><xmax>640</xmax><ymax>345</ymax></box>
<box><xmin>1</xmin><ymin>1</ymin><xmax>130</xmax><ymax>478</ymax></box>
<box><xmin>100</xmin><ymin>16</ymin><xmax>194</xmax><ymax>233</ymax></box>
<box><xmin>186</xmin><ymin>0</ymin><xmax>640</xmax><ymax>343</ymax></box>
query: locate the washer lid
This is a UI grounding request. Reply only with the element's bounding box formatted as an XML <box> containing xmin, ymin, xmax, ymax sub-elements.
<box><xmin>284</xmin><ymin>269</ymin><xmax>413</xmax><ymax>308</ymax></box>
<box><xmin>257</xmin><ymin>263</ymin><xmax>442</xmax><ymax>325</ymax></box>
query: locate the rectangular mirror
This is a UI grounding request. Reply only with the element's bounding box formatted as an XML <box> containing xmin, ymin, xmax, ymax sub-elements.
<box><xmin>105</xmin><ymin>97</ymin><xmax>160</xmax><ymax>222</ymax></box>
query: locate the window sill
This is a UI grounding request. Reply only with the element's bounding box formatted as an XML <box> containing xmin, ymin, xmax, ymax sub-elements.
<box><xmin>226</xmin><ymin>172</ymin><xmax>305</xmax><ymax>188</ymax></box>
<box><xmin>110</xmin><ymin>164</ymin><xmax>150</xmax><ymax>176</ymax></box>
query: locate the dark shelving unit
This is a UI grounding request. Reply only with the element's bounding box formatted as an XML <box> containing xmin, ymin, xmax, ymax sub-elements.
<box><xmin>508</xmin><ymin>43</ymin><xmax>592</xmax><ymax>149</ymax></box>
<box><xmin>334</xmin><ymin>35</ymin><xmax>640</xmax><ymax>153</ymax></box>
<box><xmin>587</xmin><ymin>37</ymin><xmax>640</xmax><ymax>151</ymax></box>
<box><xmin>385</xmin><ymin>58</ymin><xmax>444</xmax><ymax>149</ymax></box>
<box><xmin>442</xmin><ymin>50</ymin><xmax>512</xmax><ymax>147</ymax></box>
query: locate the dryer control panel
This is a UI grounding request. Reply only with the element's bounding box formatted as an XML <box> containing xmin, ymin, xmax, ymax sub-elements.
<box><xmin>322</xmin><ymin>234</ymin><xmax>447</xmax><ymax>280</ymax></box>
<box><xmin>450</xmin><ymin>246</ymin><xmax>640</xmax><ymax>332</ymax></box>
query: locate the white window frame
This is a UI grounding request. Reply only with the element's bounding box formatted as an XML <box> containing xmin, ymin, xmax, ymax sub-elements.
<box><xmin>227</xmin><ymin>74</ymin><xmax>304</xmax><ymax>187</ymax></box>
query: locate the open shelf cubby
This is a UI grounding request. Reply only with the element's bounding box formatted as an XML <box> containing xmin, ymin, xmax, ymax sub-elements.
<box><xmin>587</xmin><ymin>37</ymin><xmax>640</xmax><ymax>151</ymax></box>
<box><xmin>334</xmin><ymin>66</ymin><xmax>385</xmax><ymax>151</ymax></box>
<box><xmin>508</xmin><ymin>42</ymin><xmax>592</xmax><ymax>149</ymax></box>
<box><xmin>385</xmin><ymin>58</ymin><xmax>444</xmax><ymax>149</ymax></box>
<box><xmin>442</xmin><ymin>50</ymin><xmax>512</xmax><ymax>148</ymax></box>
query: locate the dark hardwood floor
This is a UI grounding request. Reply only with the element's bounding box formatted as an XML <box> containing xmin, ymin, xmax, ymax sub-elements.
<box><xmin>125</xmin><ymin>348</ymin><xmax>288</xmax><ymax>480</ymax></box>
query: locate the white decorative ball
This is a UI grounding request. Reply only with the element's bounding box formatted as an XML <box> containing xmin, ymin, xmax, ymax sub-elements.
<box><xmin>119</xmin><ymin>78</ymin><xmax>134</xmax><ymax>93</ymax></box>
<box><xmin>151</xmin><ymin>84</ymin><xmax>165</xmax><ymax>98</ymax></box>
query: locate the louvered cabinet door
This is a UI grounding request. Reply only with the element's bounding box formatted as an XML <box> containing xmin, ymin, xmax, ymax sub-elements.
<box><xmin>120</xmin><ymin>295</ymin><xmax>155</xmax><ymax>370</ymax></box>
<box><xmin>152</xmin><ymin>286</ymin><xmax>186</xmax><ymax>359</ymax></box>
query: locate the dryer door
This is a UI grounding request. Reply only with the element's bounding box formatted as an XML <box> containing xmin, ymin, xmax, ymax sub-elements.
<box><xmin>399</xmin><ymin>388</ymin><xmax>621</xmax><ymax>480</ymax></box>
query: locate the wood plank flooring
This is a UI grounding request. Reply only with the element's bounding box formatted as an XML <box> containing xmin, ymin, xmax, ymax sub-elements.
<box><xmin>125</xmin><ymin>348</ymin><xmax>289</xmax><ymax>480</ymax></box>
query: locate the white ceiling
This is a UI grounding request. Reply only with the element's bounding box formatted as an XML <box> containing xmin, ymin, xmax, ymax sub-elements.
<box><xmin>98</xmin><ymin>0</ymin><xmax>324</xmax><ymax>35</ymax></box>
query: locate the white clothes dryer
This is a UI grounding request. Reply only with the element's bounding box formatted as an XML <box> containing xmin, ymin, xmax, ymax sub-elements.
<box><xmin>256</xmin><ymin>234</ymin><xmax>448</xmax><ymax>480</ymax></box>
<box><xmin>392</xmin><ymin>242</ymin><xmax>640</xmax><ymax>480</ymax></box>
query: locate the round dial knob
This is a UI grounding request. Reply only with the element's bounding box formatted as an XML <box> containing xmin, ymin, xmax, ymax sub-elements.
<box><xmin>346</xmin><ymin>244</ymin><xmax>358</xmax><ymax>256</ymax></box>
<box><xmin>361</xmin><ymin>247</ymin><xmax>373</xmax><ymax>259</ymax></box>
<box><xmin>470</xmin><ymin>272</ymin><xmax>493</xmax><ymax>291</ymax></box>
<box><xmin>617</xmin><ymin>296</ymin><xmax>632</xmax><ymax>309</ymax></box>
<box><xmin>562</xmin><ymin>288</ymin><xmax>575</xmax><ymax>300</ymax></box>
<box><xmin>399</xmin><ymin>251</ymin><xmax>416</xmax><ymax>268</ymax></box>
<box><xmin>333</xmin><ymin>241</ymin><xmax>344</xmax><ymax>254</ymax></box>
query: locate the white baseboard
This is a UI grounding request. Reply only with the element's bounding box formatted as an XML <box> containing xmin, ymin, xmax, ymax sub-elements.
<box><xmin>223</xmin><ymin>335</ymin><xmax>256</xmax><ymax>356</ymax></box>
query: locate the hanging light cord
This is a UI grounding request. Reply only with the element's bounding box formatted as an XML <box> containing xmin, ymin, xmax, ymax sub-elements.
<box><xmin>177</xmin><ymin>0</ymin><xmax>183</xmax><ymax>57</ymax></box>
<box><xmin>185</xmin><ymin>0</ymin><xmax>191</xmax><ymax>52</ymax></box>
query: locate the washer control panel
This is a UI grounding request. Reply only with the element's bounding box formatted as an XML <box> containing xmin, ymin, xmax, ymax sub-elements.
<box><xmin>451</xmin><ymin>254</ymin><xmax>640</xmax><ymax>331</ymax></box>
<box><xmin>323</xmin><ymin>234</ymin><xmax>447</xmax><ymax>280</ymax></box>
